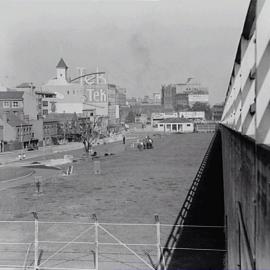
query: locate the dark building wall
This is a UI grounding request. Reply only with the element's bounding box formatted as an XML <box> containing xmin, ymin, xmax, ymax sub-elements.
<box><xmin>256</xmin><ymin>145</ymin><xmax>270</xmax><ymax>269</ymax></box>
<box><xmin>220</xmin><ymin>125</ymin><xmax>270</xmax><ymax>270</ymax></box>
<box><xmin>161</xmin><ymin>85</ymin><xmax>176</xmax><ymax>110</ymax></box>
<box><xmin>175</xmin><ymin>93</ymin><xmax>189</xmax><ymax>109</ymax></box>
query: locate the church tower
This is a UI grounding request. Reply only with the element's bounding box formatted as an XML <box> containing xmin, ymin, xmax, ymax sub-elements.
<box><xmin>56</xmin><ymin>58</ymin><xmax>68</xmax><ymax>81</ymax></box>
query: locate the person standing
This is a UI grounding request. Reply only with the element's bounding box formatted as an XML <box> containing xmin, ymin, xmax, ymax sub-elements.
<box><xmin>122</xmin><ymin>135</ymin><xmax>126</xmax><ymax>144</ymax></box>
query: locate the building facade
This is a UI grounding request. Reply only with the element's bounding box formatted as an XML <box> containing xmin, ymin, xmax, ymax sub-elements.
<box><xmin>152</xmin><ymin>93</ymin><xmax>161</xmax><ymax>104</ymax></box>
<box><xmin>0</xmin><ymin>91</ymin><xmax>24</xmax><ymax>120</ymax></box>
<box><xmin>41</xmin><ymin>58</ymin><xmax>114</xmax><ymax>118</ymax></box>
<box><xmin>116</xmin><ymin>88</ymin><xmax>127</xmax><ymax>107</ymax></box>
<box><xmin>162</xmin><ymin>78</ymin><xmax>209</xmax><ymax>110</ymax></box>
<box><xmin>151</xmin><ymin>111</ymin><xmax>205</xmax><ymax>127</ymax></box>
<box><xmin>157</xmin><ymin>118</ymin><xmax>194</xmax><ymax>133</ymax></box>
<box><xmin>35</xmin><ymin>91</ymin><xmax>57</xmax><ymax>118</ymax></box>
<box><xmin>212</xmin><ymin>103</ymin><xmax>224</xmax><ymax>121</ymax></box>
<box><xmin>0</xmin><ymin>113</ymin><xmax>33</xmax><ymax>150</ymax></box>
<box><xmin>43</xmin><ymin>120</ymin><xmax>58</xmax><ymax>145</ymax></box>
<box><xmin>161</xmin><ymin>84</ymin><xmax>176</xmax><ymax>110</ymax></box>
<box><xmin>107</xmin><ymin>84</ymin><xmax>118</xmax><ymax>125</ymax></box>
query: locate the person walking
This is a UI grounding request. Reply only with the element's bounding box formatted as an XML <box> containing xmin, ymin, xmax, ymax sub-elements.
<box><xmin>122</xmin><ymin>135</ymin><xmax>126</xmax><ymax>144</ymax></box>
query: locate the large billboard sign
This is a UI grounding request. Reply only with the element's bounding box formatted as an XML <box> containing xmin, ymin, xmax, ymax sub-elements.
<box><xmin>82</xmin><ymin>84</ymin><xmax>108</xmax><ymax>116</ymax></box>
<box><xmin>75</xmin><ymin>71</ymin><xmax>109</xmax><ymax>116</ymax></box>
<box><xmin>85</xmin><ymin>87</ymin><xmax>107</xmax><ymax>103</ymax></box>
<box><xmin>81</xmin><ymin>73</ymin><xmax>108</xmax><ymax>103</ymax></box>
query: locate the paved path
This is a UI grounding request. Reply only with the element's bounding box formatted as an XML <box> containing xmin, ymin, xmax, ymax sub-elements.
<box><xmin>0</xmin><ymin>142</ymin><xmax>83</xmax><ymax>166</ymax></box>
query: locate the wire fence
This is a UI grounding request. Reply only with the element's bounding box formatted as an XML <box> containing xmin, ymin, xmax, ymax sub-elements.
<box><xmin>0</xmin><ymin>214</ymin><xmax>225</xmax><ymax>270</ymax></box>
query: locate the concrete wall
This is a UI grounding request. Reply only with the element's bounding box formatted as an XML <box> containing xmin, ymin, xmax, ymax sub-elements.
<box><xmin>0</xmin><ymin>118</ymin><xmax>16</xmax><ymax>141</ymax></box>
<box><xmin>220</xmin><ymin>124</ymin><xmax>270</xmax><ymax>269</ymax></box>
<box><xmin>256</xmin><ymin>144</ymin><xmax>270</xmax><ymax>269</ymax></box>
<box><xmin>30</xmin><ymin>119</ymin><xmax>43</xmax><ymax>141</ymax></box>
<box><xmin>23</xmin><ymin>92</ymin><xmax>39</xmax><ymax>120</ymax></box>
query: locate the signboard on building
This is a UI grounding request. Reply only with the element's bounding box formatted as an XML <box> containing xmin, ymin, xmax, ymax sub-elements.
<box><xmin>82</xmin><ymin>84</ymin><xmax>108</xmax><ymax>116</ymax></box>
<box><xmin>188</xmin><ymin>94</ymin><xmax>209</xmax><ymax>106</ymax></box>
<box><xmin>179</xmin><ymin>111</ymin><xmax>205</xmax><ymax>120</ymax></box>
<box><xmin>84</xmin><ymin>87</ymin><xmax>107</xmax><ymax>103</ymax></box>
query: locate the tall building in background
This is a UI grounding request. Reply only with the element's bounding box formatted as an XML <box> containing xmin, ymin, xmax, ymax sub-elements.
<box><xmin>161</xmin><ymin>84</ymin><xmax>176</xmax><ymax>110</ymax></box>
<box><xmin>212</xmin><ymin>103</ymin><xmax>224</xmax><ymax>121</ymax></box>
<box><xmin>161</xmin><ymin>78</ymin><xmax>209</xmax><ymax>110</ymax></box>
<box><xmin>116</xmin><ymin>88</ymin><xmax>127</xmax><ymax>107</ymax></box>
<box><xmin>176</xmin><ymin>78</ymin><xmax>209</xmax><ymax>107</ymax></box>
<box><xmin>108</xmin><ymin>84</ymin><xmax>118</xmax><ymax>125</ymax></box>
<box><xmin>0</xmin><ymin>91</ymin><xmax>24</xmax><ymax>120</ymax></box>
<box><xmin>152</xmin><ymin>93</ymin><xmax>161</xmax><ymax>104</ymax></box>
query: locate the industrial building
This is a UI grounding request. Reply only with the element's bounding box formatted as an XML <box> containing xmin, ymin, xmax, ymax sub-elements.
<box><xmin>161</xmin><ymin>78</ymin><xmax>209</xmax><ymax>110</ymax></box>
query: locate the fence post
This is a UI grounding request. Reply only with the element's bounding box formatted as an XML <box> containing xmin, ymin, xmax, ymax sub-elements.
<box><xmin>32</xmin><ymin>212</ymin><xmax>39</xmax><ymax>270</ymax></box>
<box><xmin>93</xmin><ymin>214</ymin><xmax>99</xmax><ymax>270</ymax></box>
<box><xmin>155</xmin><ymin>214</ymin><xmax>161</xmax><ymax>270</ymax></box>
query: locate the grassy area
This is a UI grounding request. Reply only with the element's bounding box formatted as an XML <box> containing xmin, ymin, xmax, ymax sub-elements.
<box><xmin>0</xmin><ymin>132</ymin><xmax>213</xmax><ymax>269</ymax></box>
<box><xmin>0</xmin><ymin>167</ymin><xmax>33</xmax><ymax>182</ymax></box>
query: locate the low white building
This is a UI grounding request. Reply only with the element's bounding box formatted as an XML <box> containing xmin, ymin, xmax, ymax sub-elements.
<box><xmin>151</xmin><ymin>111</ymin><xmax>204</xmax><ymax>127</ymax></box>
<box><xmin>157</xmin><ymin>118</ymin><xmax>194</xmax><ymax>133</ymax></box>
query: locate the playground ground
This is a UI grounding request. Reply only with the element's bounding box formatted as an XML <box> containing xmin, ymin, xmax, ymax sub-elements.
<box><xmin>0</xmin><ymin>132</ymin><xmax>213</xmax><ymax>270</ymax></box>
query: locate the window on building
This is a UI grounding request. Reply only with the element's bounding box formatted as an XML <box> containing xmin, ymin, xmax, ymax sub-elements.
<box><xmin>159</xmin><ymin>124</ymin><xmax>164</xmax><ymax>127</ymax></box>
<box><xmin>42</xmin><ymin>101</ymin><xmax>48</xmax><ymax>107</ymax></box>
<box><xmin>43</xmin><ymin>109</ymin><xmax>48</xmax><ymax>115</ymax></box>
<box><xmin>3</xmin><ymin>101</ymin><xmax>10</xmax><ymax>108</ymax></box>
<box><xmin>166</xmin><ymin>124</ymin><xmax>171</xmax><ymax>130</ymax></box>
<box><xmin>172</xmin><ymin>124</ymin><xmax>177</xmax><ymax>131</ymax></box>
<box><xmin>187</xmin><ymin>124</ymin><xmax>191</xmax><ymax>127</ymax></box>
<box><xmin>12</xmin><ymin>101</ymin><xmax>19</xmax><ymax>108</ymax></box>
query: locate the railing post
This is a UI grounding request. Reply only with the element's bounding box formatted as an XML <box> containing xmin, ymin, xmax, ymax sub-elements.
<box><xmin>93</xmin><ymin>214</ymin><xmax>99</xmax><ymax>270</ymax></box>
<box><xmin>155</xmin><ymin>214</ymin><xmax>161</xmax><ymax>270</ymax></box>
<box><xmin>32</xmin><ymin>212</ymin><xmax>39</xmax><ymax>270</ymax></box>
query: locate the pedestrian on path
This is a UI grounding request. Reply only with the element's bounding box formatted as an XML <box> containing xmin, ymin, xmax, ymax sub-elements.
<box><xmin>122</xmin><ymin>135</ymin><xmax>126</xmax><ymax>144</ymax></box>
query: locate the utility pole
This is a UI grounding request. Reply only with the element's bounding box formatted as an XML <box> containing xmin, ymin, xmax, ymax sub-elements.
<box><xmin>76</xmin><ymin>67</ymin><xmax>85</xmax><ymax>86</ymax></box>
<box><xmin>21</xmin><ymin>123</ymin><xmax>23</xmax><ymax>150</ymax></box>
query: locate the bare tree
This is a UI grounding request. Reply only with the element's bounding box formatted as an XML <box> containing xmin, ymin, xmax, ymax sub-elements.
<box><xmin>80</xmin><ymin>116</ymin><xmax>102</xmax><ymax>153</ymax></box>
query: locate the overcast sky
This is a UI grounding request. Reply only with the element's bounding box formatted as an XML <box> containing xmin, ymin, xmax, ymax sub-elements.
<box><xmin>0</xmin><ymin>0</ymin><xmax>249</xmax><ymax>104</ymax></box>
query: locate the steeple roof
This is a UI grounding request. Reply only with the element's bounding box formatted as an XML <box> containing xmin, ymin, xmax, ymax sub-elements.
<box><xmin>56</xmin><ymin>58</ymin><xmax>68</xmax><ymax>69</ymax></box>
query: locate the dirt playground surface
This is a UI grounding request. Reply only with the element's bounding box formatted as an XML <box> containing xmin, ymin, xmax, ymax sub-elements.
<box><xmin>0</xmin><ymin>132</ymin><xmax>212</xmax><ymax>270</ymax></box>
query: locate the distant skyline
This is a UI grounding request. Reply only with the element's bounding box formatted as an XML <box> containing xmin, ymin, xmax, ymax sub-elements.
<box><xmin>0</xmin><ymin>0</ymin><xmax>250</xmax><ymax>104</ymax></box>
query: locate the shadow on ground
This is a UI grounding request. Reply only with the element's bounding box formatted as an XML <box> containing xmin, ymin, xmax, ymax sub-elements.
<box><xmin>165</xmin><ymin>131</ymin><xmax>226</xmax><ymax>270</ymax></box>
